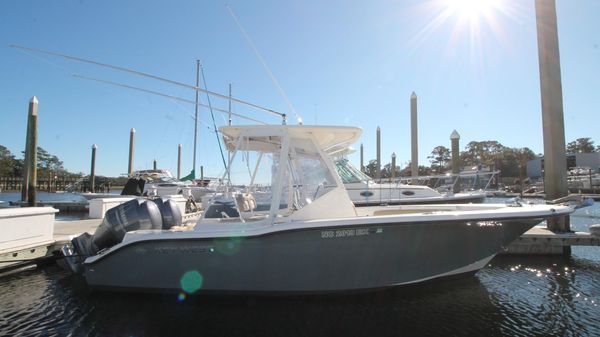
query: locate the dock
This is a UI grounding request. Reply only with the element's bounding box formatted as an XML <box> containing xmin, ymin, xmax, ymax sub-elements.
<box><xmin>9</xmin><ymin>201</ymin><xmax>89</xmax><ymax>212</ymax></box>
<box><xmin>0</xmin><ymin>211</ymin><xmax>201</xmax><ymax>274</ymax></box>
<box><xmin>504</xmin><ymin>227</ymin><xmax>600</xmax><ymax>254</ymax></box>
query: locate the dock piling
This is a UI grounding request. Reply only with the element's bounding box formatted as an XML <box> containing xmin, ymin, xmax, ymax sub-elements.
<box><xmin>410</xmin><ymin>92</ymin><xmax>418</xmax><ymax>179</ymax></box>
<box><xmin>376</xmin><ymin>127</ymin><xmax>381</xmax><ymax>181</ymax></box>
<box><xmin>21</xmin><ymin>96</ymin><xmax>38</xmax><ymax>206</ymax></box>
<box><xmin>391</xmin><ymin>153</ymin><xmax>396</xmax><ymax>182</ymax></box>
<box><xmin>177</xmin><ymin>144</ymin><xmax>182</xmax><ymax>179</ymax></box>
<box><xmin>535</xmin><ymin>0</ymin><xmax>569</xmax><ymax>233</ymax></box>
<box><xmin>90</xmin><ymin>144</ymin><xmax>97</xmax><ymax>193</ymax></box>
<box><xmin>450</xmin><ymin>130</ymin><xmax>460</xmax><ymax>193</ymax></box>
<box><xmin>360</xmin><ymin>143</ymin><xmax>364</xmax><ymax>173</ymax></box>
<box><xmin>128</xmin><ymin>128</ymin><xmax>135</xmax><ymax>176</ymax></box>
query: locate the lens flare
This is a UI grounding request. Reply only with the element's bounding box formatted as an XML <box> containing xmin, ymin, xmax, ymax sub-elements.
<box><xmin>180</xmin><ymin>270</ymin><xmax>204</xmax><ymax>294</ymax></box>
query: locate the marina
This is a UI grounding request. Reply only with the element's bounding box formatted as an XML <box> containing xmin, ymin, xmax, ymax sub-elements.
<box><xmin>2</xmin><ymin>0</ymin><xmax>600</xmax><ymax>335</ymax></box>
<box><xmin>0</xmin><ymin>201</ymin><xmax>599</xmax><ymax>336</ymax></box>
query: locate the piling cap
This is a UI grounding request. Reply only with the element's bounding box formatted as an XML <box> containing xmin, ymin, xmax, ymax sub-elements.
<box><xmin>392</xmin><ymin>152</ymin><xmax>396</xmax><ymax>158</ymax></box>
<box><xmin>92</xmin><ymin>144</ymin><xmax>97</xmax><ymax>149</ymax></box>
<box><xmin>411</xmin><ymin>92</ymin><xmax>417</xmax><ymax>99</ymax></box>
<box><xmin>377</xmin><ymin>126</ymin><xmax>380</xmax><ymax>131</ymax></box>
<box><xmin>131</xmin><ymin>128</ymin><xmax>136</xmax><ymax>133</ymax></box>
<box><xmin>450</xmin><ymin>130</ymin><xmax>460</xmax><ymax>140</ymax></box>
<box><xmin>30</xmin><ymin>96</ymin><xmax>38</xmax><ymax>104</ymax></box>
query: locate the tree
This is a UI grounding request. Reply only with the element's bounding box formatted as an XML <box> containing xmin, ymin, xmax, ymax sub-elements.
<box><xmin>498</xmin><ymin>147</ymin><xmax>537</xmax><ymax>177</ymax></box>
<box><xmin>0</xmin><ymin>145</ymin><xmax>16</xmax><ymax>176</ymax></box>
<box><xmin>398</xmin><ymin>163</ymin><xmax>431</xmax><ymax>177</ymax></box>
<box><xmin>380</xmin><ymin>162</ymin><xmax>401</xmax><ymax>179</ymax></box>
<box><xmin>364</xmin><ymin>159</ymin><xmax>378</xmax><ymax>179</ymax></box>
<box><xmin>428</xmin><ymin>146</ymin><xmax>450</xmax><ymax>172</ymax></box>
<box><xmin>461</xmin><ymin>140</ymin><xmax>505</xmax><ymax>168</ymax></box>
<box><xmin>566</xmin><ymin>138</ymin><xmax>596</xmax><ymax>153</ymax></box>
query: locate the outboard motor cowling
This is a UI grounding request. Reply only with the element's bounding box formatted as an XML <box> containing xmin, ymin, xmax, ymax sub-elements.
<box><xmin>154</xmin><ymin>197</ymin><xmax>183</xmax><ymax>229</ymax></box>
<box><xmin>63</xmin><ymin>199</ymin><xmax>162</xmax><ymax>274</ymax></box>
<box><xmin>121</xmin><ymin>178</ymin><xmax>146</xmax><ymax>196</ymax></box>
<box><xmin>92</xmin><ymin>198</ymin><xmax>162</xmax><ymax>251</ymax></box>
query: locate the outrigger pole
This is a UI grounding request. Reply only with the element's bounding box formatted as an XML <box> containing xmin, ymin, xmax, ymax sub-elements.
<box><xmin>71</xmin><ymin>74</ymin><xmax>268</xmax><ymax>124</ymax></box>
<box><xmin>10</xmin><ymin>45</ymin><xmax>288</xmax><ymax>124</ymax></box>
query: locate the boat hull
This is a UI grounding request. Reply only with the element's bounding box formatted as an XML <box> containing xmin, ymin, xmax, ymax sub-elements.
<box><xmin>82</xmin><ymin>217</ymin><xmax>539</xmax><ymax>294</ymax></box>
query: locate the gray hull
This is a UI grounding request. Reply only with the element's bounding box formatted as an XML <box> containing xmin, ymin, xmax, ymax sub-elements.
<box><xmin>83</xmin><ymin>217</ymin><xmax>540</xmax><ymax>294</ymax></box>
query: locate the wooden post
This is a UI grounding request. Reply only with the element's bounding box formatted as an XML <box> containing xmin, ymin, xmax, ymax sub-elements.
<box><xmin>376</xmin><ymin>126</ymin><xmax>381</xmax><ymax>180</ymax></box>
<box><xmin>391</xmin><ymin>153</ymin><xmax>396</xmax><ymax>182</ymax></box>
<box><xmin>128</xmin><ymin>128</ymin><xmax>135</xmax><ymax>176</ymax></box>
<box><xmin>153</xmin><ymin>159</ymin><xmax>157</xmax><ymax>171</ymax></box>
<box><xmin>536</xmin><ymin>0</ymin><xmax>569</xmax><ymax>234</ymax></box>
<box><xmin>90</xmin><ymin>144</ymin><xmax>97</xmax><ymax>193</ymax></box>
<box><xmin>410</xmin><ymin>92</ymin><xmax>418</xmax><ymax>179</ymax></box>
<box><xmin>177</xmin><ymin>144</ymin><xmax>182</xmax><ymax>179</ymax></box>
<box><xmin>360</xmin><ymin>143</ymin><xmax>364</xmax><ymax>173</ymax></box>
<box><xmin>200</xmin><ymin>165</ymin><xmax>204</xmax><ymax>182</ymax></box>
<box><xmin>451</xmin><ymin>130</ymin><xmax>460</xmax><ymax>193</ymax></box>
<box><xmin>21</xmin><ymin>96</ymin><xmax>38</xmax><ymax>206</ymax></box>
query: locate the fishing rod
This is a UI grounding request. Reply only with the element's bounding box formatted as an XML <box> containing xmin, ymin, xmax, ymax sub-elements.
<box><xmin>10</xmin><ymin>44</ymin><xmax>287</xmax><ymax>124</ymax></box>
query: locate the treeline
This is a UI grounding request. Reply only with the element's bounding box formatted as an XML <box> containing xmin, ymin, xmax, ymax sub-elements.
<box><xmin>365</xmin><ymin>137</ymin><xmax>599</xmax><ymax>179</ymax></box>
<box><xmin>0</xmin><ymin>145</ymin><xmax>131</xmax><ymax>191</ymax></box>
<box><xmin>0</xmin><ymin>145</ymin><xmax>80</xmax><ymax>179</ymax></box>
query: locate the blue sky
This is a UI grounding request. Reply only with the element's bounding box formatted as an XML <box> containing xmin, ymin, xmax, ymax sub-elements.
<box><xmin>1</xmin><ymin>0</ymin><xmax>599</xmax><ymax>178</ymax></box>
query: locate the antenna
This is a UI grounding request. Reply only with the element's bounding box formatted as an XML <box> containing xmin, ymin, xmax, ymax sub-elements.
<box><xmin>226</xmin><ymin>5</ymin><xmax>303</xmax><ymax>125</ymax></box>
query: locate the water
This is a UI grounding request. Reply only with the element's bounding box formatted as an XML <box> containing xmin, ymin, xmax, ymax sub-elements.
<box><xmin>0</xmin><ymin>192</ymin><xmax>92</xmax><ymax>220</ymax></box>
<box><xmin>1</xmin><ymin>197</ymin><xmax>599</xmax><ymax>336</ymax></box>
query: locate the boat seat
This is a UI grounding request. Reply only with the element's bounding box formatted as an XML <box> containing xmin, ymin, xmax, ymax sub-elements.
<box><xmin>235</xmin><ymin>193</ymin><xmax>257</xmax><ymax>212</ymax></box>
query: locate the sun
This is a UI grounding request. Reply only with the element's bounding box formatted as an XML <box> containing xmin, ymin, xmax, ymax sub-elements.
<box><xmin>445</xmin><ymin>0</ymin><xmax>501</xmax><ymax>19</ymax></box>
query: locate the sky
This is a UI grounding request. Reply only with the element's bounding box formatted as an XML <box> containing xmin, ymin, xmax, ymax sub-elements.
<box><xmin>1</xmin><ymin>0</ymin><xmax>599</xmax><ymax>178</ymax></box>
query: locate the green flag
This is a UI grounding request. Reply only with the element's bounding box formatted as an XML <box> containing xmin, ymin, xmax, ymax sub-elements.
<box><xmin>180</xmin><ymin>169</ymin><xmax>195</xmax><ymax>181</ymax></box>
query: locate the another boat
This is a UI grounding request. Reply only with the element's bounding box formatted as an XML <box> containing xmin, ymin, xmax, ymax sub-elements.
<box><xmin>62</xmin><ymin>124</ymin><xmax>572</xmax><ymax>294</ymax></box>
<box><xmin>335</xmin><ymin>158</ymin><xmax>486</xmax><ymax>205</ymax></box>
<box><xmin>123</xmin><ymin>169</ymin><xmax>215</xmax><ymax>201</ymax></box>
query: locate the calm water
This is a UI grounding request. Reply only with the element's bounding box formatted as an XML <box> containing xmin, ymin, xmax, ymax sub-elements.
<box><xmin>1</xmin><ymin>196</ymin><xmax>599</xmax><ymax>336</ymax></box>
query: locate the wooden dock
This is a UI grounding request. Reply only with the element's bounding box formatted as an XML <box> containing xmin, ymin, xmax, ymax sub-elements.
<box><xmin>9</xmin><ymin>201</ymin><xmax>88</xmax><ymax>212</ymax></box>
<box><xmin>505</xmin><ymin>227</ymin><xmax>600</xmax><ymax>254</ymax></box>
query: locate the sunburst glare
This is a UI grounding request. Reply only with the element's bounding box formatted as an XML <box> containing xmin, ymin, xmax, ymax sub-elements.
<box><xmin>445</xmin><ymin>0</ymin><xmax>501</xmax><ymax>19</ymax></box>
<box><xmin>406</xmin><ymin>0</ymin><xmax>525</xmax><ymax>69</ymax></box>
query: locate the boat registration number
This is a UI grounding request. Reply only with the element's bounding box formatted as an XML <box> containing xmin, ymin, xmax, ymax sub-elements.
<box><xmin>321</xmin><ymin>228</ymin><xmax>370</xmax><ymax>239</ymax></box>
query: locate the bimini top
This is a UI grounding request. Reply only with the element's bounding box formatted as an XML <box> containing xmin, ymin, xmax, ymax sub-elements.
<box><xmin>220</xmin><ymin>125</ymin><xmax>362</xmax><ymax>154</ymax></box>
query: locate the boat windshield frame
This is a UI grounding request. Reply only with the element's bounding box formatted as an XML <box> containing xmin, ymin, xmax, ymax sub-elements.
<box><xmin>335</xmin><ymin>158</ymin><xmax>372</xmax><ymax>184</ymax></box>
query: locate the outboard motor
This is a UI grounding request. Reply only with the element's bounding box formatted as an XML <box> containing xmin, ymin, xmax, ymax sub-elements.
<box><xmin>63</xmin><ymin>199</ymin><xmax>162</xmax><ymax>274</ymax></box>
<box><xmin>153</xmin><ymin>197</ymin><xmax>183</xmax><ymax>229</ymax></box>
<box><xmin>203</xmin><ymin>200</ymin><xmax>239</xmax><ymax>219</ymax></box>
<box><xmin>121</xmin><ymin>178</ymin><xmax>146</xmax><ymax>196</ymax></box>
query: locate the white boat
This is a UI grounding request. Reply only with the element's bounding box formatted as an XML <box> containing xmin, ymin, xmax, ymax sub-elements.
<box><xmin>126</xmin><ymin>169</ymin><xmax>215</xmax><ymax>201</ymax></box>
<box><xmin>335</xmin><ymin>159</ymin><xmax>486</xmax><ymax>205</ymax></box>
<box><xmin>62</xmin><ymin>124</ymin><xmax>572</xmax><ymax>294</ymax></box>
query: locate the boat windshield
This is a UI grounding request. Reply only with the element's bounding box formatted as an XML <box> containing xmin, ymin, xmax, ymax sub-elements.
<box><xmin>202</xmin><ymin>131</ymin><xmax>340</xmax><ymax>223</ymax></box>
<box><xmin>279</xmin><ymin>137</ymin><xmax>338</xmax><ymax>212</ymax></box>
<box><xmin>335</xmin><ymin>158</ymin><xmax>371</xmax><ymax>184</ymax></box>
<box><xmin>134</xmin><ymin>170</ymin><xmax>179</xmax><ymax>183</ymax></box>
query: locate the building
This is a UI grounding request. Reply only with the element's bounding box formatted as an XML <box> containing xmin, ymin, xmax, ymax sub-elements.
<box><xmin>526</xmin><ymin>153</ymin><xmax>600</xmax><ymax>178</ymax></box>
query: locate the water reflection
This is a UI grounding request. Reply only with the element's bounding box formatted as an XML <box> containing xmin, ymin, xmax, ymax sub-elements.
<box><xmin>481</xmin><ymin>254</ymin><xmax>600</xmax><ymax>336</ymax></box>
<box><xmin>0</xmin><ymin>266</ymin><xmax>509</xmax><ymax>337</ymax></box>
<box><xmin>1</xmin><ymin>258</ymin><xmax>599</xmax><ymax>336</ymax></box>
